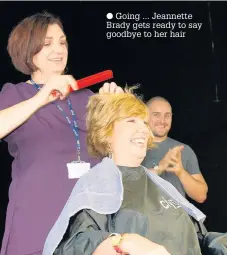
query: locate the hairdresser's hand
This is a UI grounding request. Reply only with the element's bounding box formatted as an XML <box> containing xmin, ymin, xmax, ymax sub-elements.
<box><xmin>99</xmin><ymin>82</ymin><xmax>124</xmax><ymax>94</ymax></box>
<box><xmin>34</xmin><ymin>74</ymin><xmax>78</xmax><ymax>106</ymax></box>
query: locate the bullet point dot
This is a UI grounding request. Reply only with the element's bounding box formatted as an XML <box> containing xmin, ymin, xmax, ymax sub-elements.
<box><xmin>106</xmin><ymin>13</ymin><xmax>113</xmax><ymax>19</ymax></box>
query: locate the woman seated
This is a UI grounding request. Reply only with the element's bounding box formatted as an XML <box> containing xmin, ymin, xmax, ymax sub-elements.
<box><xmin>43</xmin><ymin>87</ymin><xmax>202</xmax><ymax>255</ymax></box>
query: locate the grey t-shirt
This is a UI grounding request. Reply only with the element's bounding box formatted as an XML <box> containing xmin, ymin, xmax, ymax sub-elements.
<box><xmin>142</xmin><ymin>137</ymin><xmax>201</xmax><ymax>197</ymax></box>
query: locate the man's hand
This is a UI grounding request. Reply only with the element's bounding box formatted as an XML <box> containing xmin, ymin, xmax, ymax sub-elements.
<box><xmin>151</xmin><ymin>145</ymin><xmax>208</xmax><ymax>203</ymax></box>
<box><xmin>165</xmin><ymin>145</ymin><xmax>186</xmax><ymax>177</ymax></box>
<box><xmin>157</xmin><ymin>145</ymin><xmax>185</xmax><ymax>176</ymax></box>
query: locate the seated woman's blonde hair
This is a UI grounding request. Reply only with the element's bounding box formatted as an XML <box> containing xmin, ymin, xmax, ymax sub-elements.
<box><xmin>86</xmin><ymin>86</ymin><xmax>154</xmax><ymax>158</ymax></box>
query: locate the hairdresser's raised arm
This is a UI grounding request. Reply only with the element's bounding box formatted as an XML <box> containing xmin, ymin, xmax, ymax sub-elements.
<box><xmin>0</xmin><ymin>75</ymin><xmax>77</xmax><ymax>139</ymax></box>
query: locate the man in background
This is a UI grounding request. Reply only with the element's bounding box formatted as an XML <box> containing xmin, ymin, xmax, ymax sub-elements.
<box><xmin>142</xmin><ymin>97</ymin><xmax>208</xmax><ymax>203</ymax></box>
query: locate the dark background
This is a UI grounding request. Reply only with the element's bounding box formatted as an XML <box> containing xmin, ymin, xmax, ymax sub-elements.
<box><xmin>0</xmin><ymin>1</ymin><xmax>227</xmax><ymax>245</ymax></box>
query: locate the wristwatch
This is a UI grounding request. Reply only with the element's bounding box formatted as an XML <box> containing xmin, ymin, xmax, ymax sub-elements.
<box><xmin>154</xmin><ymin>165</ymin><xmax>162</xmax><ymax>175</ymax></box>
<box><xmin>109</xmin><ymin>233</ymin><xmax>130</xmax><ymax>255</ymax></box>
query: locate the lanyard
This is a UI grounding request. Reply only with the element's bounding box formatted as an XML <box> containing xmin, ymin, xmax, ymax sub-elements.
<box><xmin>30</xmin><ymin>79</ymin><xmax>81</xmax><ymax>161</ymax></box>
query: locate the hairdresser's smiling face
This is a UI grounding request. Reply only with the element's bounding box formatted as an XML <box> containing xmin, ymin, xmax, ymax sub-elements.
<box><xmin>110</xmin><ymin>116</ymin><xmax>150</xmax><ymax>163</ymax></box>
<box><xmin>33</xmin><ymin>23</ymin><xmax>68</xmax><ymax>76</ymax></box>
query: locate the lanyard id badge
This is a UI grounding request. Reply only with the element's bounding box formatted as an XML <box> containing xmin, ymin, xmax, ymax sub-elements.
<box><xmin>67</xmin><ymin>161</ymin><xmax>90</xmax><ymax>179</ymax></box>
<box><xmin>30</xmin><ymin>79</ymin><xmax>91</xmax><ymax>178</ymax></box>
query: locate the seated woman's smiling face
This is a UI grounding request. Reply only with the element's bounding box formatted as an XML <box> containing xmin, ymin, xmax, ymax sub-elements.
<box><xmin>110</xmin><ymin>116</ymin><xmax>151</xmax><ymax>164</ymax></box>
<box><xmin>86</xmin><ymin>87</ymin><xmax>154</xmax><ymax>166</ymax></box>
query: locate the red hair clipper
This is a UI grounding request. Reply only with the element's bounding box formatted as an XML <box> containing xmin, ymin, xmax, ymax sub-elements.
<box><xmin>52</xmin><ymin>70</ymin><xmax>113</xmax><ymax>96</ymax></box>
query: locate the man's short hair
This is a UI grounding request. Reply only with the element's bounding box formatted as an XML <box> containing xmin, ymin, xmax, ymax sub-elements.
<box><xmin>146</xmin><ymin>96</ymin><xmax>171</xmax><ymax>107</ymax></box>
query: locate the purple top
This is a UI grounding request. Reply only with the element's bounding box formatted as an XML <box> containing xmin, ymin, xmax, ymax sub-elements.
<box><xmin>0</xmin><ymin>82</ymin><xmax>100</xmax><ymax>255</ymax></box>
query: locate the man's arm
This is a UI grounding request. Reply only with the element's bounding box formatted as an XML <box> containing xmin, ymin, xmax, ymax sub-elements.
<box><xmin>177</xmin><ymin>171</ymin><xmax>208</xmax><ymax>203</ymax></box>
<box><xmin>167</xmin><ymin>145</ymin><xmax>208</xmax><ymax>203</ymax></box>
<box><xmin>147</xmin><ymin>145</ymin><xmax>208</xmax><ymax>203</ymax></box>
<box><xmin>150</xmin><ymin>164</ymin><xmax>208</xmax><ymax>203</ymax></box>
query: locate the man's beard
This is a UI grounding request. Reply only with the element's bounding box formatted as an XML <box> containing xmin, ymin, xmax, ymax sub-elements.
<box><xmin>152</xmin><ymin>130</ymin><xmax>169</xmax><ymax>138</ymax></box>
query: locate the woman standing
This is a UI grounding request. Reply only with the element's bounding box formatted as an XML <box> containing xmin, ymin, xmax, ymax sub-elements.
<box><xmin>0</xmin><ymin>12</ymin><xmax>122</xmax><ymax>255</ymax></box>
